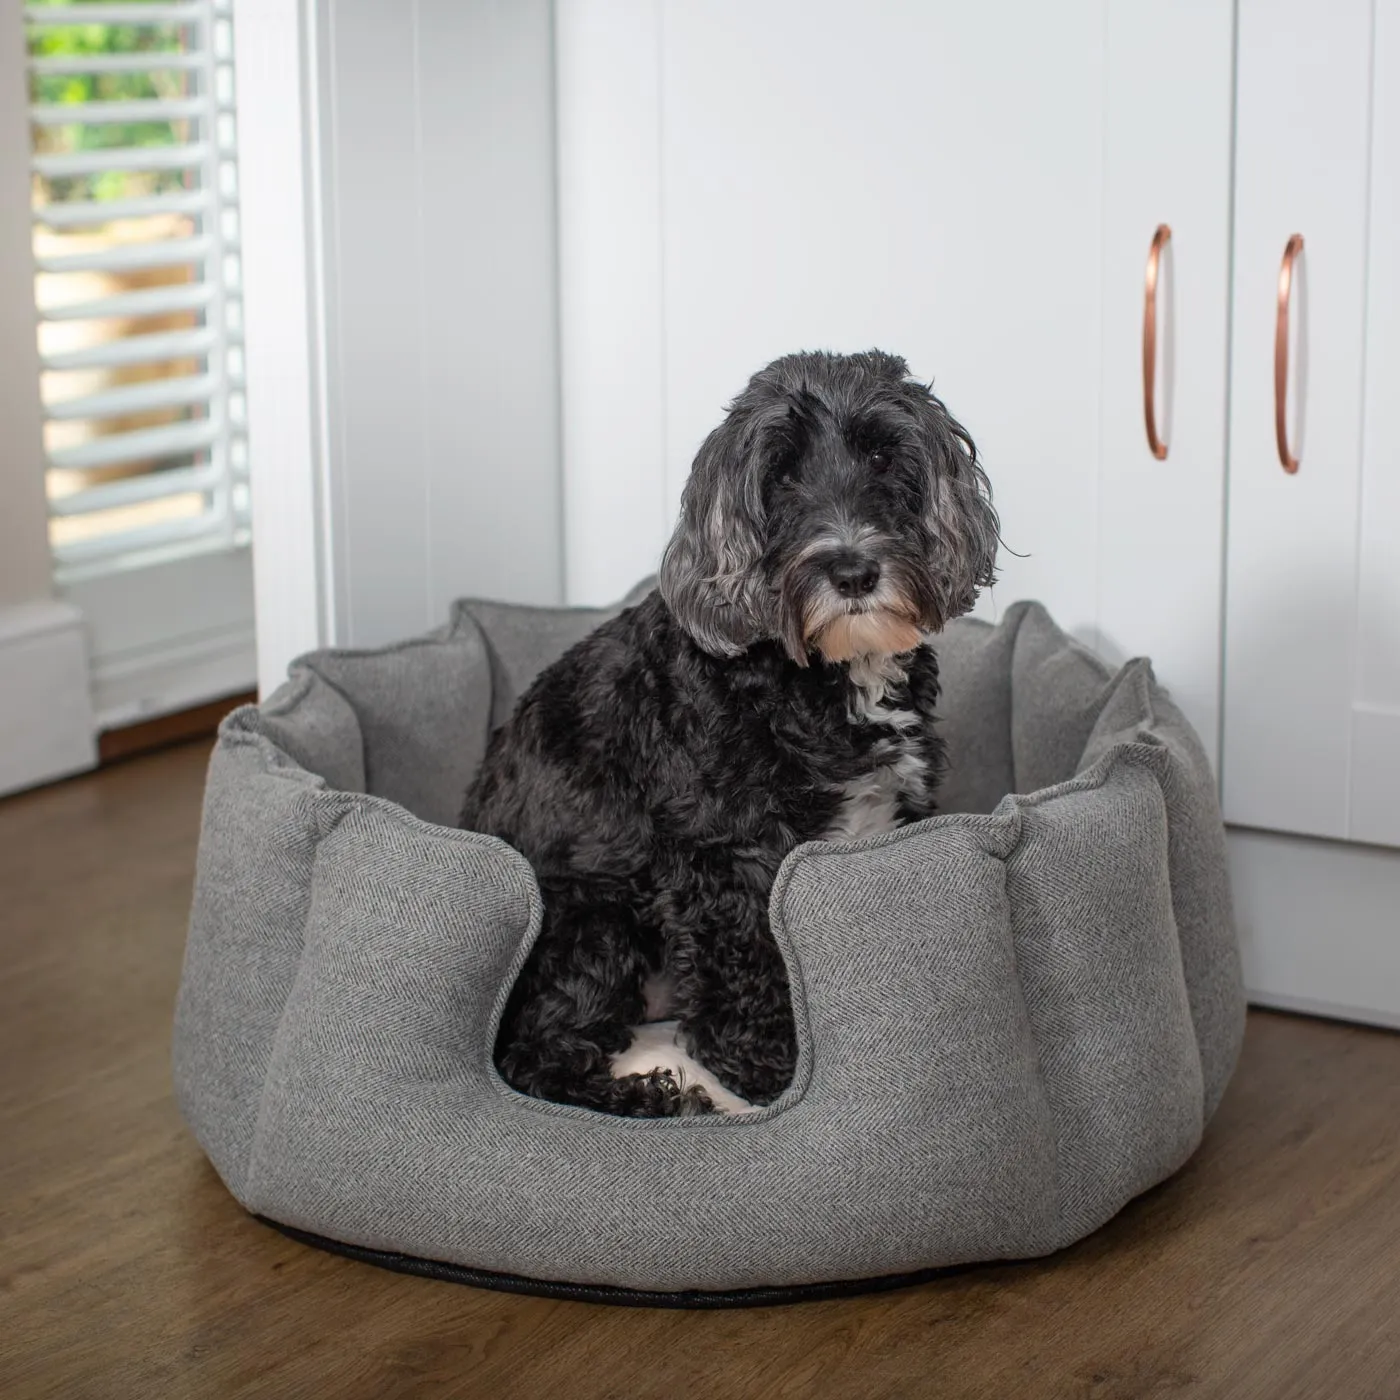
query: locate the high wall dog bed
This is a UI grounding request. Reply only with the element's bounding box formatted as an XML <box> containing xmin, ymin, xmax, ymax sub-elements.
<box><xmin>173</xmin><ymin>592</ymin><xmax>1245</xmax><ymax>1306</ymax></box>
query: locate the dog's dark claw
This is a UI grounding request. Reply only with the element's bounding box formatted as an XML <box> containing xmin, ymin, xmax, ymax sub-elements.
<box><xmin>612</xmin><ymin>1070</ymin><xmax>714</xmax><ymax>1118</ymax></box>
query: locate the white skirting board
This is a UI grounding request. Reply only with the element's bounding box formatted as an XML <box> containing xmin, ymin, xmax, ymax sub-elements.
<box><xmin>87</xmin><ymin>621</ymin><xmax>256</xmax><ymax>732</ymax></box>
<box><xmin>63</xmin><ymin>547</ymin><xmax>257</xmax><ymax>729</ymax></box>
<box><xmin>1230</xmin><ymin>825</ymin><xmax>1400</xmax><ymax>1030</ymax></box>
<box><xmin>0</xmin><ymin>599</ymin><xmax>96</xmax><ymax>797</ymax></box>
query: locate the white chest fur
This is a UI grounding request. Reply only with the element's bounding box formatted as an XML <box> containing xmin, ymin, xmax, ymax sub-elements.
<box><xmin>823</xmin><ymin>651</ymin><xmax>929</xmax><ymax>841</ymax></box>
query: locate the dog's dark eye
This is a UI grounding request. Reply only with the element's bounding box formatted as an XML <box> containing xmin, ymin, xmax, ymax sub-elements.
<box><xmin>868</xmin><ymin>450</ymin><xmax>890</xmax><ymax>472</ymax></box>
<box><xmin>769</xmin><ymin>451</ymin><xmax>799</xmax><ymax>485</ymax></box>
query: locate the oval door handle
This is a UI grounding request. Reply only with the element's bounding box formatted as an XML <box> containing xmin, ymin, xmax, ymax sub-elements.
<box><xmin>1142</xmin><ymin>224</ymin><xmax>1171</xmax><ymax>460</ymax></box>
<box><xmin>1275</xmin><ymin>233</ymin><xmax>1305</xmax><ymax>474</ymax></box>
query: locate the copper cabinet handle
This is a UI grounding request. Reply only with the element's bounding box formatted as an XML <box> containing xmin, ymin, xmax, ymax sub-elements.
<box><xmin>1275</xmin><ymin>233</ymin><xmax>1304</xmax><ymax>474</ymax></box>
<box><xmin>1142</xmin><ymin>224</ymin><xmax>1171</xmax><ymax>460</ymax></box>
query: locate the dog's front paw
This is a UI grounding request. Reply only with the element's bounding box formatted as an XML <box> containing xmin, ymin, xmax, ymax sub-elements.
<box><xmin>670</xmin><ymin>1079</ymin><xmax>716</xmax><ymax>1118</ymax></box>
<box><xmin>612</xmin><ymin>1069</ymin><xmax>714</xmax><ymax>1117</ymax></box>
<box><xmin>612</xmin><ymin>1021</ymin><xmax>753</xmax><ymax>1114</ymax></box>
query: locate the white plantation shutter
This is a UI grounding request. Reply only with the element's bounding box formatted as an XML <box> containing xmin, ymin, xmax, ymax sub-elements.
<box><xmin>25</xmin><ymin>0</ymin><xmax>249</xmax><ymax>583</ymax></box>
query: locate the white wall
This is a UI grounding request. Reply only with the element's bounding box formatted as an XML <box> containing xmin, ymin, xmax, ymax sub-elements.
<box><xmin>0</xmin><ymin>4</ymin><xmax>54</xmax><ymax>610</ymax></box>
<box><xmin>555</xmin><ymin>0</ymin><xmax>669</xmax><ymax>606</ymax></box>
<box><xmin>313</xmin><ymin>0</ymin><xmax>563</xmax><ymax>647</ymax></box>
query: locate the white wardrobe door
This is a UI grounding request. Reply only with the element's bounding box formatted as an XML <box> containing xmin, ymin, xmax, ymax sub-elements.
<box><xmin>1096</xmin><ymin>2</ymin><xmax>1234</xmax><ymax>765</ymax></box>
<box><xmin>1224</xmin><ymin>0</ymin><xmax>1376</xmax><ymax>839</ymax></box>
<box><xmin>1350</xmin><ymin>0</ymin><xmax>1400</xmax><ymax>848</ymax></box>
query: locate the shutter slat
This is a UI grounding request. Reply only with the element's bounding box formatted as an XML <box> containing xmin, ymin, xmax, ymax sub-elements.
<box><xmin>29</xmin><ymin>97</ymin><xmax>217</xmax><ymax>126</ymax></box>
<box><xmin>52</xmin><ymin>507</ymin><xmax>229</xmax><ymax>569</ymax></box>
<box><xmin>48</xmin><ymin>417</ymin><xmax>221</xmax><ymax>472</ymax></box>
<box><xmin>42</xmin><ymin>326</ymin><xmax>219</xmax><ymax>372</ymax></box>
<box><xmin>24</xmin><ymin>3</ymin><xmax>209</xmax><ymax>25</ymax></box>
<box><xmin>32</xmin><ymin>142</ymin><xmax>210</xmax><ymax>179</ymax></box>
<box><xmin>39</xmin><ymin>283</ymin><xmax>214</xmax><ymax>322</ymax></box>
<box><xmin>45</xmin><ymin>371</ymin><xmax>222</xmax><ymax>423</ymax></box>
<box><xmin>49</xmin><ymin>462</ymin><xmax>222</xmax><ymax>519</ymax></box>
<box><xmin>35</xmin><ymin>234</ymin><xmax>213</xmax><ymax>276</ymax></box>
<box><xmin>33</xmin><ymin>190</ymin><xmax>214</xmax><ymax>228</ymax></box>
<box><xmin>28</xmin><ymin>52</ymin><xmax>207</xmax><ymax>76</ymax></box>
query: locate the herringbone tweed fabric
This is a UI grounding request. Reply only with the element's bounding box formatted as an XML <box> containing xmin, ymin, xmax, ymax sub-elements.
<box><xmin>173</xmin><ymin>594</ymin><xmax>1244</xmax><ymax>1293</ymax></box>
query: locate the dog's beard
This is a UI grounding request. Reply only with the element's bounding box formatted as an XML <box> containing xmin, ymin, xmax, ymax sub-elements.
<box><xmin>812</xmin><ymin>610</ymin><xmax>923</xmax><ymax>663</ymax></box>
<box><xmin>779</xmin><ymin>565</ymin><xmax>927</xmax><ymax>665</ymax></box>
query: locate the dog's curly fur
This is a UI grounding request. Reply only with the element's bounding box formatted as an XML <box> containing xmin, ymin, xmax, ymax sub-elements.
<box><xmin>461</xmin><ymin>350</ymin><xmax>998</xmax><ymax>1117</ymax></box>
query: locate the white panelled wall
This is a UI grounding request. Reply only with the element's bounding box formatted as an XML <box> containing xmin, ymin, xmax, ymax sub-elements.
<box><xmin>312</xmin><ymin>0</ymin><xmax>563</xmax><ymax>650</ymax></box>
<box><xmin>555</xmin><ymin>1</ymin><xmax>669</xmax><ymax>607</ymax></box>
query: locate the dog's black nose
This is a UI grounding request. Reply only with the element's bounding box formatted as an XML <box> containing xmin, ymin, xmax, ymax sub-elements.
<box><xmin>827</xmin><ymin>556</ymin><xmax>881</xmax><ymax>598</ymax></box>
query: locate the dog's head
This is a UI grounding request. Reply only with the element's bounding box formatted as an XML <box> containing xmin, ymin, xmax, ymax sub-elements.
<box><xmin>659</xmin><ymin>350</ymin><xmax>999</xmax><ymax>665</ymax></box>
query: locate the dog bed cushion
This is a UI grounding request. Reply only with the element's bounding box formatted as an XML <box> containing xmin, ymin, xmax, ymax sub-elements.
<box><xmin>173</xmin><ymin>593</ymin><xmax>1245</xmax><ymax>1300</ymax></box>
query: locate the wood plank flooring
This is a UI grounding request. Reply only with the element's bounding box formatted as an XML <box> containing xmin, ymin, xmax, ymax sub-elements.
<box><xmin>3</xmin><ymin>740</ymin><xmax>1399</xmax><ymax>1400</ymax></box>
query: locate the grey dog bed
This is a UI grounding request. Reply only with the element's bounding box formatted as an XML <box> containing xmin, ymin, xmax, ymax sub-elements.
<box><xmin>174</xmin><ymin>592</ymin><xmax>1244</xmax><ymax>1303</ymax></box>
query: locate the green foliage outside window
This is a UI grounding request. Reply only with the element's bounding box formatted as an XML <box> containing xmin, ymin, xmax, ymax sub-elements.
<box><xmin>27</xmin><ymin>0</ymin><xmax>193</xmax><ymax>205</ymax></box>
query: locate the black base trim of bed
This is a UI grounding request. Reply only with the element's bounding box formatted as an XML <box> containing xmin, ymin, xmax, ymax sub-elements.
<box><xmin>254</xmin><ymin>1215</ymin><xmax>967</xmax><ymax>1309</ymax></box>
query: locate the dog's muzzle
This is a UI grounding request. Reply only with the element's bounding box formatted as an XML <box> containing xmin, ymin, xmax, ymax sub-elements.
<box><xmin>793</xmin><ymin>551</ymin><xmax>924</xmax><ymax>663</ymax></box>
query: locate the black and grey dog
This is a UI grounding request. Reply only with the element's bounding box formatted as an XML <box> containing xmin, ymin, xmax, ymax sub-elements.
<box><xmin>461</xmin><ymin>350</ymin><xmax>998</xmax><ymax>1117</ymax></box>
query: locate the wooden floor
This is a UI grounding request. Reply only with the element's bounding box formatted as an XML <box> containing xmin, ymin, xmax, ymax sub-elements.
<box><xmin>4</xmin><ymin>742</ymin><xmax>1400</xmax><ymax>1400</ymax></box>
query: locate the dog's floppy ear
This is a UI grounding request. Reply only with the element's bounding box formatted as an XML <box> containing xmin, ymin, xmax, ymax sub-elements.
<box><xmin>659</xmin><ymin>403</ymin><xmax>770</xmax><ymax>657</ymax></box>
<box><xmin>910</xmin><ymin>383</ymin><xmax>1000</xmax><ymax>621</ymax></box>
